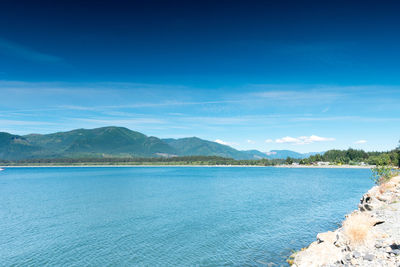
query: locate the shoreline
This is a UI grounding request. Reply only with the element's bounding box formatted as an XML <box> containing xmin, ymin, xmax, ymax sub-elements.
<box><xmin>291</xmin><ymin>175</ymin><xmax>400</xmax><ymax>266</ymax></box>
<box><xmin>0</xmin><ymin>164</ymin><xmax>375</xmax><ymax>168</ymax></box>
<box><xmin>276</xmin><ymin>164</ymin><xmax>374</xmax><ymax>169</ymax></box>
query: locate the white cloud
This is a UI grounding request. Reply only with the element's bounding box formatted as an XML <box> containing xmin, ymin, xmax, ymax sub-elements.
<box><xmin>276</xmin><ymin>136</ymin><xmax>300</xmax><ymax>143</ymax></box>
<box><xmin>275</xmin><ymin>135</ymin><xmax>335</xmax><ymax>145</ymax></box>
<box><xmin>215</xmin><ymin>139</ymin><xmax>230</xmax><ymax>146</ymax></box>
<box><xmin>265</xmin><ymin>139</ymin><xmax>273</xmax><ymax>143</ymax></box>
<box><xmin>355</xmin><ymin>140</ymin><xmax>367</xmax><ymax>144</ymax></box>
<box><xmin>266</xmin><ymin>151</ymin><xmax>277</xmax><ymax>155</ymax></box>
<box><xmin>247</xmin><ymin>139</ymin><xmax>255</xmax><ymax>144</ymax></box>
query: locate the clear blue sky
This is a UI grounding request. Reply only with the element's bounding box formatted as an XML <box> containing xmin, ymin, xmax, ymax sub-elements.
<box><xmin>0</xmin><ymin>0</ymin><xmax>399</xmax><ymax>153</ymax></box>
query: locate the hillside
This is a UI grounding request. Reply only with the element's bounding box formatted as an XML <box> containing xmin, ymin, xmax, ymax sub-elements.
<box><xmin>266</xmin><ymin>150</ymin><xmax>321</xmax><ymax>159</ymax></box>
<box><xmin>0</xmin><ymin>126</ymin><xmax>319</xmax><ymax>161</ymax></box>
<box><xmin>0</xmin><ymin>132</ymin><xmax>43</xmax><ymax>160</ymax></box>
<box><xmin>23</xmin><ymin>127</ymin><xmax>176</xmax><ymax>158</ymax></box>
<box><xmin>163</xmin><ymin>137</ymin><xmax>256</xmax><ymax>160</ymax></box>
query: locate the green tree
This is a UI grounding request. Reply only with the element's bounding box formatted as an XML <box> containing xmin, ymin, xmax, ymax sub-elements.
<box><xmin>397</xmin><ymin>140</ymin><xmax>400</xmax><ymax>168</ymax></box>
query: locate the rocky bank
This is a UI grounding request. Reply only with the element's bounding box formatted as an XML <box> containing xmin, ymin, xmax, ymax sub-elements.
<box><xmin>290</xmin><ymin>175</ymin><xmax>400</xmax><ymax>267</ymax></box>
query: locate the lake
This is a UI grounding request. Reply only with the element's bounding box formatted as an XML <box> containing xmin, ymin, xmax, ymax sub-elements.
<box><xmin>0</xmin><ymin>167</ymin><xmax>372</xmax><ymax>266</ymax></box>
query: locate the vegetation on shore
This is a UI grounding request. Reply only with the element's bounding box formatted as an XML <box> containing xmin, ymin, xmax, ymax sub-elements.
<box><xmin>0</xmin><ymin>156</ymin><xmax>287</xmax><ymax>166</ymax></box>
<box><xmin>297</xmin><ymin>148</ymin><xmax>399</xmax><ymax>166</ymax></box>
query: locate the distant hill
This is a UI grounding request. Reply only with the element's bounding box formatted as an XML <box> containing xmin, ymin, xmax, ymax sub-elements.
<box><xmin>241</xmin><ymin>150</ymin><xmax>270</xmax><ymax>159</ymax></box>
<box><xmin>265</xmin><ymin>150</ymin><xmax>322</xmax><ymax>159</ymax></box>
<box><xmin>0</xmin><ymin>126</ymin><xmax>321</xmax><ymax>161</ymax></box>
<box><xmin>163</xmin><ymin>137</ymin><xmax>255</xmax><ymax>159</ymax></box>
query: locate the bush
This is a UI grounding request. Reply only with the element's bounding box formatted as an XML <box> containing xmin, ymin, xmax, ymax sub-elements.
<box><xmin>371</xmin><ymin>165</ymin><xmax>398</xmax><ymax>185</ymax></box>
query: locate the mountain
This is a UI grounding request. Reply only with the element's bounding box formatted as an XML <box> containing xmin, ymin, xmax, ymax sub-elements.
<box><xmin>163</xmin><ymin>137</ymin><xmax>255</xmax><ymax>160</ymax></box>
<box><xmin>265</xmin><ymin>150</ymin><xmax>322</xmax><ymax>159</ymax></box>
<box><xmin>0</xmin><ymin>132</ymin><xmax>43</xmax><ymax>160</ymax></box>
<box><xmin>0</xmin><ymin>126</ymin><xmax>322</xmax><ymax>161</ymax></box>
<box><xmin>22</xmin><ymin>126</ymin><xmax>176</xmax><ymax>159</ymax></box>
<box><xmin>241</xmin><ymin>150</ymin><xmax>269</xmax><ymax>159</ymax></box>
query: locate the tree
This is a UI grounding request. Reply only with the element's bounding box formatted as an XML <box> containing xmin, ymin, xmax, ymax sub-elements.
<box><xmin>397</xmin><ymin>140</ymin><xmax>400</xmax><ymax>168</ymax></box>
<box><xmin>285</xmin><ymin>157</ymin><xmax>293</xmax><ymax>165</ymax></box>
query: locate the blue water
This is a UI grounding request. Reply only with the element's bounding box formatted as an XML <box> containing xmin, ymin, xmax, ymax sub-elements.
<box><xmin>0</xmin><ymin>167</ymin><xmax>372</xmax><ymax>266</ymax></box>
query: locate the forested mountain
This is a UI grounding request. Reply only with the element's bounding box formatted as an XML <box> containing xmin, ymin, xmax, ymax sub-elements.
<box><xmin>22</xmin><ymin>127</ymin><xmax>176</xmax><ymax>159</ymax></box>
<box><xmin>0</xmin><ymin>126</ymin><xmax>320</xmax><ymax>160</ymax></box>
<box><xmin>163</xmin><ymin>137</ymin><xmax>258</xmax><ymax>159</ymax></box>
<box><xmin>0</xmin><ymin>132</ymin><xmax>43</xmax><ymax>160</ymax></box>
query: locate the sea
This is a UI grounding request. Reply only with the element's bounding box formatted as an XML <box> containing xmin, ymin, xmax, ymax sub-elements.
<box><xmin>0</xmin><ymin>167</ymin><xmax>372</xmax><ymax>266</ymax></box>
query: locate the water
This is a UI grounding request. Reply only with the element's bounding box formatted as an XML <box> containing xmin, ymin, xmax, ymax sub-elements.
<box><xmin>0</xmin><ymin>167</ymin><xmax>372</xmax><ymax>266</ymax></box>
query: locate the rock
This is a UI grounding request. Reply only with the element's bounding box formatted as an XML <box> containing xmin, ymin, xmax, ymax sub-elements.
<box><xmin>292</xmin><ymin>241</ymin><xmax>343</xmax><ymax>266</ymax></box>
<box><xmin>345</xmin><ymin>253</ymin><xmax>352</xmax><ymax>261</ymax></box>
<box><xmin>363</xmin><ymin>253</ymin><xmax>375</xmax><ymax>261</ymax></box>
<box><xmin>333</xmin><ymin>231</ymin><xmax>348</xmax><ymax>247</ymax></box>
<box><xmin>353</xmin><ymin>251</ymin><xmax>361</xmax><ymax>258</ymax></box>
<box><xmin>293</xmin><ymin>176</ymin><xmax>400</xmax><ymax>267</ymax></box>
<box><xmin>316</xmin><ymin>231</ymin><xmax>336</xmax><ymax>244</ymax></box>
<box><xmin>391</xmin><ymin>249</ymin><xmax>400</xmax><ymax>255</ymax></box>
<box><xmin>358</xmin><ymin>186</ymin><xmax>387</xmax><ymax>212</ymax></box>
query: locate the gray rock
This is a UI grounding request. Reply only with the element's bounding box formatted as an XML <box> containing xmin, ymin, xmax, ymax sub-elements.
<box><xmin>363</xmin><ymin>253</ymin><xmax>375</xmax><ymax>261</ymax></box>
<box><xmin>391</xmin><ymin>249</ymin><xmax>400</xmax><ymax>255</ymax></box>
<box><xmin>353</xmin><ymin>251</ymin><xmax>361</xmax><ymax>258</ymax></box>
<box><xmin>345</xmin><ymin>253</ymin><xmax>352</xmax><ymax>261</ymax></box>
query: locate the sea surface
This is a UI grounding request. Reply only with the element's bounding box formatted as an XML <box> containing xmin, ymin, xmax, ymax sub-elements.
<box><xmin>0</xmin><ymin>167</ymin><xmax>372</xmax><ymax>266</ymax></box>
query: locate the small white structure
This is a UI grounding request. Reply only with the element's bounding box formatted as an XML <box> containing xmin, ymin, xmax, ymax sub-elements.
<box><xmin>317</xmin><ymin>161</ymin><xmax>330</xmax><ymax>166</ymax></box>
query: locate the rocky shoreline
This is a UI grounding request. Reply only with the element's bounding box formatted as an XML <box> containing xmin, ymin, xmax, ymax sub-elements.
<box><xmin>290</xmin><ymin>175</ymin><xmax>400</xmax><ymax>267</ymax></box>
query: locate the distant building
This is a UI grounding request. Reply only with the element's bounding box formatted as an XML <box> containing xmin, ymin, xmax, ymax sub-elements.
<box><xmin>317</xmin><ymin>161</ymin><xmax>330</xmax><ymax>166</ymax></box>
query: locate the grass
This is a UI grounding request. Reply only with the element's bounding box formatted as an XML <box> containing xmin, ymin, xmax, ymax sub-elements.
<box><xmin>342</xmin><ymin>212</ymin><xmax>375</xmax><ymax>245</ymax></box>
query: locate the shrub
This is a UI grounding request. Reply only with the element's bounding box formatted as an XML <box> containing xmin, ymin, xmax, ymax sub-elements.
<box><xmin>343</xmin><ymin>212</ymin><xmax>374</xmax><ymax>245</ymax></box>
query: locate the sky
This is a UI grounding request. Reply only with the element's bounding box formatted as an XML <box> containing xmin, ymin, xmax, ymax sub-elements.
<box><xmin>0</xmin><ymin>0</ymin><xmax>399</xmax><ymax>153</ymax></box>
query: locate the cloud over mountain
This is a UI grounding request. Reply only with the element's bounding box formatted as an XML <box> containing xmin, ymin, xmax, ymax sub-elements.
<box><xmin>275</xmin><ymin>135</ymin><xmax>335</xmax><ymax>145</ymax></box>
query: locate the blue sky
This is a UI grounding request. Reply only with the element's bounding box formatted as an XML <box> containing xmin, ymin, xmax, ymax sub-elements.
<box><xmin>0</xmin><ymin>0</ymin><xmax>400</xmax><ymax>153</ymax></box>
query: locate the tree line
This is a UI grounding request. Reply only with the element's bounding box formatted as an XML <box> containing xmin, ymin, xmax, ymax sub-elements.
<box><xmin>0</xmin><ymin>155</ymin><xmax>287</xmax><ymax>166</ymax></box>
<box><xmin>296</xmin><ymin>144</ymin><xmax>400</xmax><ymax>167</ymax></box>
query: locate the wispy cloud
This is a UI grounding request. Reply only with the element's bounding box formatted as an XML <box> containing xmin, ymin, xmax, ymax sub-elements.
<box><xmin>250</xmin><ymin>88</ymin><xmax>344</xmax><ymax>102</ymax></box>
<box><xmin>275</xmin><ymin>135</ymin><xmax>335</xmax><ymax>145</ymax></box>
<box><xmin>265</xmin><ymin>139</ymin><xmax>273</xmax><ymax>143</ymax></box>
<box><xmin>355</xmin><ymin>140</ymin><xmax>367</xmax><ymax>144</ymax></box>
<box><xmin>0</xmin><ymin>38</ymin><xmax>62</xmax><ymax>62</ymax></box>
<box><xmin>0</xmin><ymin>119</ymin><xmax>55</xmax><ymax>126</ymax></box>
<box><xmin>72</xmin><ymin>118</ymin><xmax>167</xmax><ymax>125</ymax></box>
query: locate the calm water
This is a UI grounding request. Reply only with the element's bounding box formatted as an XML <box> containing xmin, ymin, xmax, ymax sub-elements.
<box><xmin>0</xmin><ymin>167</ymin><xmax>372</xmax><ymax>266</ymax></box>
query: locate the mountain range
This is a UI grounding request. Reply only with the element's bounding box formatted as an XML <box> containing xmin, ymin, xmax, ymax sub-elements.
<box><xmin>0</xmin><ymin>126</ymin><xmax>320</xmax><ymax>160</ymax></box>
